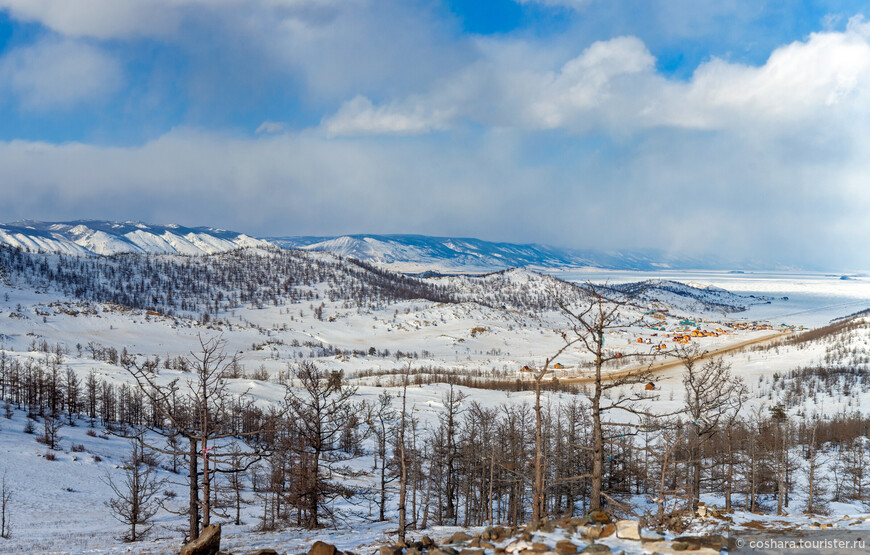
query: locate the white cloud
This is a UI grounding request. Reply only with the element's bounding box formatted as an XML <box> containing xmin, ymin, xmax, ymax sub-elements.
<box><xmin>0</xmin><ymin>124</ymin><xmax>869</xmax><ymax>269</ymax></box>
<box><xmin>319</xmin><ymin>24</ymin><xmax>870</xmax><ymax>137</ymax></box>
<box><xmin>322</xmin><ymin>95</ymin><xmax>455</xmax><ymax>137</ymax></box>
<box><xmin>255</xmin><ymin>120</ymin><xmax>286</xmax><ymax>134</ymax></box>
<box><xmin>0</xmin><ymin>0</ymin><xmax>184</xmax><ymax>39</ymax></box>
<box><xmin>0</xmin><ymin>39</ymin><xmax>122</xmax><ymax>110</ymax></box>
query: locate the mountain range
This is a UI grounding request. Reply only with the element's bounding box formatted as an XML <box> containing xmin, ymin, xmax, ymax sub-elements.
<box><xmin>0</xmin><ymin>220</ymin><xmax>772</xmax><ymax>272</ymax></box>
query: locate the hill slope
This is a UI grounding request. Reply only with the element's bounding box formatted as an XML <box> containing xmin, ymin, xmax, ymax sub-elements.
<box><xmin>0</xmin><ymin>220</ymin><xmax>269</xmax><ymax>256</ymax></box>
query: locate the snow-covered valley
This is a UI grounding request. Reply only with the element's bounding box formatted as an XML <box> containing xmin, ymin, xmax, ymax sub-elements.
<box><xmin>1</xmin><ymin>243</ymin><xmax>869</xmax><ymax>554</ymax></box>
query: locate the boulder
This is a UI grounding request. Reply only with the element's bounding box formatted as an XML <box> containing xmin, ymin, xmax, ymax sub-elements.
<box><xmin>587</xmin><ymin>511</ymin><xmax>611</xmax><ymax>524</ymax></box>
<box><xmin>448</xmin><ymin>532</ymin><xmax>473</xmax><ymax>544</ymax></box>
<box><xmin>599</xmin><ymin>524</ymin><xmax>615</xmax><ymax>539</ymax></box>
<box><xmin>421</xmin><ymin>536</ymin><xmax>435</xmax><ymax>548</ymax></box>
<box><xmin>615</xmin><ymin>520</ymin><xmax>640</xmax><ymax>541</ymax></box>
<box><xmin>406</xmin><ymin>548</ymin><xmax>422</xmax><ymax>555</ymax></box>
<box><xmin>247</xmin><ymin>550</ymin><xmax>280</xmax><ymax>555</ymax></box>
<box><xmin>180</xmin><ymin>524</ymin><xmax>221</xmax><ymax>555</ymax></box>
<box><xmin>554</xmin><ymin>540</ymin><xmax>577</xmax><ymax>554</ymax></box>
<box><xmin>640</xmin><ymin>529</ymin><xmax>664</xmax><ymax>542</ymax></box>
<box><xmin>309</xmin><ymin>542</ymin><xmax>338</xmax><ymax>555</ymax></box>
<box><xmin>580</xmin><ymin>545</ymin><xmax>610</xmax><ymax>554</ymax></box>
<box><xmin>505</xmin><ymin>540</ymin><xmax>531</xmax><ymax>553</ymax></box>
<box><xmin>379</xmin><ymin>546</ymin><xmax>402</xmax><ymax>555</ymax></box>
<box><xmin>672</xmin><ymin>535</ymin><xmax>729</xmax><ymax>551</ymax></box>
<box><xmin>537</xmin><ymin>520</ymin><xmax>555</xmax><ymax>533</ymax></box>
<box><xmin>583</xmin><ymin>526</ymin><xmax>602</xmax><ymax>540</ymax></box>
<box><xmin>530</xmin><ymin>543</ymin><xmax>549</xmax><ymax>552</ymax></box>
<box><xmin>459</xmin><ymin>550</ymin><xmax>484</xmax><ymax>555</ymax></box>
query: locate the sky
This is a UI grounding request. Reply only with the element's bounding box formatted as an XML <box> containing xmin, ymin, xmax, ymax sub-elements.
<box><xmin>1</xmin><ymin>1</ymin><xmax>870</xmax><ymax>269</ymax></box>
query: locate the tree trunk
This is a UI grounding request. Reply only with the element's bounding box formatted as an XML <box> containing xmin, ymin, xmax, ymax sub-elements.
<box><xmin>189</xmin><ymin>438</ymin><xmax>200</xmax><ymax>541</ymax></box>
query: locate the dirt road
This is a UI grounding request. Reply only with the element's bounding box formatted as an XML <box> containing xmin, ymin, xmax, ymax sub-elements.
<box><xmin>558</xmin><ymin>330</ymin><xmax>789</xmax><ymax>385</ymax></box>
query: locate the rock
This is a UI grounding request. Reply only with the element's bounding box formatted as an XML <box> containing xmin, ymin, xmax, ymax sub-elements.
<box><xmin>481</xmin><ymin>542</ymin><xmax>495</xmax><ymax>550</ymax></box>
<box><xmin>599</xmin><ymin>524</ymin><xmax>615</xmax><ymax>539</ymax></box>
<box><xmin>640</xmin><ymin>529</ymin><xmax>664</xmax><ymax>542</ymax></box>
<box><xmin>580</xmin><ymin>545</ymin><xmax>610</xmax><ymax>554</ymax></box>
<box><xmin>615</xmin><ymin>520</ymin><xmax>640</xmax><ymax>541</ymax></box>
<box><xmin>554</xmin><ymin>540</ymin><xmax>577</xmax><ymax>554</ymax></box>
<box><xmin>537</xmin><ymin>520</ymin><xmax>555</xmax><ymax>533</ymax></box>
<box><xmin>406</xmin><ymin>548</ymin><xmax>422</xmax><ymax>555</ymax></box>
<box><xmin>459</xmin><ymin>550</ymin><xmax>483</xmax><ymax>555</ymax></box>
<box><xmin>672</xmin><ymin>535</ymin><xmax>729</xmax><ymax>551</ymax></box>
<box><xmin>309</xmin><ymin>542</ymin><xmax>338</xmax><ymax>555</ymax></box>
<box><xmin>584</xmin><ymin>526</ymin><xmax>602</xmax><ymax>540</ymax></box>
<box><xmin>468</xmin><ymin>538</ymin><xmax>482</xmax><ymax>548</ymax></box>
<box><xmin>247</xmin><ymin>550</ymin><xmax>280</xmax><ymax>555</ymax></box>
<box><xmin>505</xmin><ymin>540</ymin><xmax>531</xmax><ymax>553</ymax></box>
<box><xmin>441</xmin><ymin>548</ymin><xmax>459</xmax><ymax>555</ymax></box>
<box><xmin>587</xmin><ymin>511</ymin><xmax>611</xmax><ymax>524</ymax></box>
<box><xmin>379</xmin><ymin>546</ymin><xmax>402</xmax><ymax>555</ymax></box>
<box><xmin>180</xmin><ymin>524</ymin><xmax>221</xmax><ymax>555</ymax></box>
<box><xmin>671</xmin><ymin>542</ymin><xmax>689</xmax><ymax>552</ymax></box>
<box><xmin>448</xmin><ymin>532</ymin><xmax>473</xmax><ymax>544</ymax></box>
<box><xmin>531</xmin><ymin>543</ymin><xmax>549</xmax><ymax>552</ymax></box>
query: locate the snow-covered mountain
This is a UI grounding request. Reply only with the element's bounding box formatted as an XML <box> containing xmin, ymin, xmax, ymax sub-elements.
<box><xmin>0</xmin><ymin>220</ymin><xmax>269</xmax><ymax>256</ymax></box>
<box><xmin>0</xmin><ymin>221</ymin><xmax>771</xmax><ymax>271</ymax></box>
<box><xmin>269</xmin><ymin>234</ymin><xmax>749</xmax><ymax>272</ymax></box>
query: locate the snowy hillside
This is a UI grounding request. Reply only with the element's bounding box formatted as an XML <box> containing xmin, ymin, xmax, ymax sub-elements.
<box><xmin>0</xmin><ymin>220</ymin><xmax>269</xmax><ymax>256</ymax></box>
<box><xmin>267</xmin><ymin>234</ymin><xmax>753</xmax><ymax>272</ymax></box>
<box><xmin>0</xmin><ymin>221</ymin><xmax>782</xmax><ymax>272</ymax></box>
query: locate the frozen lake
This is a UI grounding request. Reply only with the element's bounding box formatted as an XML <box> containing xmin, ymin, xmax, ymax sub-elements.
<box><xmin>552</xmin><ymin>269</ymin><xmax>870</xmax><ymax>327</ymax></box>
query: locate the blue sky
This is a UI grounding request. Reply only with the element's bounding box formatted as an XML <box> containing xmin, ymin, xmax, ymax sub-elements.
<box><xmin>1</xmin><ymin>0</ymin><xmax>870</xmax><ymax>269</ymax></box>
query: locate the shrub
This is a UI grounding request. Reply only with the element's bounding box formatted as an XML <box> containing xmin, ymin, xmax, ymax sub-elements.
<box><xmin>44</xmin><ymin>451</ymin><xmax>57</xmax><ymax>461</ymax></box>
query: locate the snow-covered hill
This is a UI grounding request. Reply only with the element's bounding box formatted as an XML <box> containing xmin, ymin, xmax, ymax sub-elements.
<box><xmin>0</xmin><ymin>220</ymin><xmax>269</xmax><ymax>256</ymax></box>
<box><xmin>1</xmin><ymin>221</ymin><xmax>778</xmax><ymax>272</ymax></box>
<box><xmin>269</xmin><ymin>234</ymin><xmax>759</xmax><ymax>272</ymax></box>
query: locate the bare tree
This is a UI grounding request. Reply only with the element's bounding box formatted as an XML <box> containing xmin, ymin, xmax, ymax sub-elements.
<box><xmin>804</xmin><ymin>422</ymin><xmax>829</xmax><ymax>515</ymax></box>
<box><xmin>122</xmin><ymin>334</ymin><xmax>272</xmax><ymax>541</ymax></box>
<box><xmin>679</xmin><ymin>351</ymin><xmax>746</xmax><ymax>510</ymax></box>
<box><xmin>0</xmin><ymin>469</ymin><xmax>11</xmax><ymax>539</ymax></box>
<box><xmin>366</xmin><ymin>390</ymin><xmax>397</xmax><ymax>522</ymax></box>
<box><xmin>105</xmin><ymin>439</ymin><xmax>166</xmax><ymax>542</ymax></box>
<box><xmin>553</xmin><ymin>282</ymin><xmax>662</xmax><ymax>513</ymax></box>
<box><xmin>285</xmin><ymin>361</ymin><xmax>359</xmax><ymax>528</ymax></box>
<box><xmin>396</xmin><ymin>366</ymin><xmax>409</xmax><ymax>544</ymax></box>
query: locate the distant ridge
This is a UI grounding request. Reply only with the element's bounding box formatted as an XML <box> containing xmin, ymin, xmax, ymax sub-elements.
<box><xmin>0</xmin><ymin>220</ymin><xmax>268</xmax><ymax>256</ymax></box>
<box><xmin>268</xmin><ymin>233</ymin><xmax>761</xmax><ymax>272</ymax></box>
<box><xmin>0</xmin><ymin>221</ymin><xmax>779</xmax><ymax>271</ymax></box>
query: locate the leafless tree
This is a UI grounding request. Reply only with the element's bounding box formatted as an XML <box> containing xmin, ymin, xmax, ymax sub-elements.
<box><xmin>285</xmin><ymin>361</ymin><xmax>360</xmax><ymax>528</ymax></box>
<box><xmin>122</xmin><ymin>334</ymin><xmax>272</xmax><ymax>541</ymax></box>
<box><xmin>679</xmin><ymin>351</ymin><xmax>746</xmax><ymax>510</ymax></box>
<box><xmin>551</xmin><ymin>282</ymin><xmax>663</xmax><ymax>514</ymax></box>
<box><xmin>104</xmin><ymin>439</ymin><xmax>166</xmax><ymax>542</ymax></box>
<box><xmin>0</xmin><ymin>470</ymin><xmax>11</xmax><ymax>539</ymax></box>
